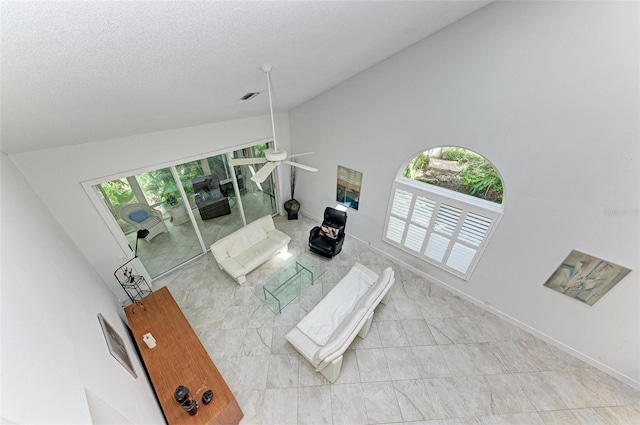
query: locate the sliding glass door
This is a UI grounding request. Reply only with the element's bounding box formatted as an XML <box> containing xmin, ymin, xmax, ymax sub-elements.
<box><xmin>94</xmin><ymin>142</ymin><xmax>278</xmax><ymax>279</ymax></box>
<box><xmin>231</xmin><ymin>143</ymin><xmax>278</xmax><ymax>224</ymax></box>
<box><xmin>174</xmin><ymin>154</ymin><xmax>244</xmax><ymax>249</ymax></box>
<box><xmin>97</xmin><ymin>167</ymin><xmax>203</xmax><ymax>278</ymax></box>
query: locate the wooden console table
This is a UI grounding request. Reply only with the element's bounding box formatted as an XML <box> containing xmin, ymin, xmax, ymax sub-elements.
<box><xmin>124</xmin><ymin>287</ymin><xmax>243</xmax><ymax>425</ymax></box>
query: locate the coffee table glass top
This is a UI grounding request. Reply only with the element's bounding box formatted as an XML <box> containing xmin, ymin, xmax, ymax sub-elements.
<box><xmin>254</xmin><ymin>254</ymin><xmax>325</xmax><ymax>314</ymax></box>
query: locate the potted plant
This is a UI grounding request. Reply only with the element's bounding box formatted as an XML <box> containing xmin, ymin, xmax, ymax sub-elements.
<box><xmin>283</xmin><ymin>160</ymin><xmax>300</xmax><ymax>220</ymax></box>
<box><xmin>164</xmin><ymin>192</ymin><xmax>179</xmax><ymax>207</ymax></box>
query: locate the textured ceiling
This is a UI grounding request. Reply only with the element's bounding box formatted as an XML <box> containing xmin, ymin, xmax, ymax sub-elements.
<box><xmin>1</xmin><ymin>1</ymin><xmax>491</xmax><ymax>154</ymax></box>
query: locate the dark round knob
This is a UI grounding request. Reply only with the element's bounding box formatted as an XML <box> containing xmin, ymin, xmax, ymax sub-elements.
<box><xmin>202</xmin><ymin>389</ymin><xmax>213</xmax><ymax>404</ymax></box>
<box><xmin>174</xmin><ymin>385</ymin><xmax>189</xmax><ymax>403</ymax></box>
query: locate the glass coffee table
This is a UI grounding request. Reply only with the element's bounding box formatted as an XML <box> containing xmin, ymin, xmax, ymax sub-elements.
<box><xmin>254</xmin><ymin>254</ymin><xmax>325</xmax><ymax>314</ymax></box>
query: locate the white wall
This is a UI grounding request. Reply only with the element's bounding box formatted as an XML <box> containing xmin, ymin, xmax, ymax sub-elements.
<box><xmin>0</xmin><ymin>154</ymin><xmax>164</xmax><ymax>424</ymax></box>
<box><xmin>290</xmin><ymin>1</ymin><xmax>640</xmax><ymax>387</ymax></box>
<box><xmin>6</xmin><ymin>0</ymin><xmax>638</xmax><ymax>396</ymax></box>
<box><xmin>11</xmin><ymin>114</ymin><xmax>289</xmax><ymax>299</ymax></box>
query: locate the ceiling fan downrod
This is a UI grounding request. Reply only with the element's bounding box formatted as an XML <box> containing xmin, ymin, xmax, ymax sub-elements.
<box><xmin>261</xmin><ymin>64</ymin><xmax>278</xmax><ymax>152</ymax></box>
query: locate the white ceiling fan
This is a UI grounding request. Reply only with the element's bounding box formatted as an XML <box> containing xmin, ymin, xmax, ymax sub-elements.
<box><xmin>228</xmin><ymin>64</ymin><xmax>318</xmax><ymax>184</ymax></box>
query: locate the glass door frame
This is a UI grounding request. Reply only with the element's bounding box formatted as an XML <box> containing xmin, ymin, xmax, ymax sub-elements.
<box><xmin>81</xmin><ymin>138</ymin><xmax>279</xmax><ymax>282</ymax></box>
<box><xmin>169</xmin><ymin>165</ymin><xmax>207</xmax><ymax>253</ymax></box>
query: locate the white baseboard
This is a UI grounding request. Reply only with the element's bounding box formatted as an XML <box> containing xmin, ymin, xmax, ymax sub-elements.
<box><xmin>332</xmin><ymin>226</ymin><xmax>640</xmax><ymax>392</ymax></box>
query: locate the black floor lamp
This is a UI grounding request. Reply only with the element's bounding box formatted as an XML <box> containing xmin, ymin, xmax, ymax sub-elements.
<box><xmin>133</xmin><ymin>229</ymin><xmax>150</xmax><ymax>256</ymax></box>
<box><xmin>114</xmin><ymin>229</ymin><xmax>153</xmax><ymax>304</ymax></box>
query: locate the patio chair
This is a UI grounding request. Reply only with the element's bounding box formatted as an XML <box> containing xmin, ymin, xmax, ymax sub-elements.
<box><xmin>120</xmin><ymin>203</ymin><xmax>169</xmax><ymax>242</ymax></box>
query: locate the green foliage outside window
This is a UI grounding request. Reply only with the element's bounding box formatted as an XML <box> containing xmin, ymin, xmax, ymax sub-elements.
<box><xmin>99</xmin><ymin>147</ymin><xmax>265</xmax><ymax>227</ymax></box>
<box><xmin>101</xmin><ymin>179</ymin><xmax>133</xmax><ymax>207</ymax></box>
<box><xmin>404</xmin><ymin>147</ymin><xmax>503</xmax><ymax>204</ymax></box>
<box><xmin>440</xmin><ymin>147</ymin><xmax>467</xmax><ymax>162</ymax></box>
<box><xmin>137</xmin><ymin>162</ymin><xmax>206</xmax><ymax>205</ymax></box>
<box><xmin>137</xmin><ymin>168</ymin><xmax>180</xmax><ymax>205</ymax></box>
<box><xmin>254</xmin><ymin>143</ymin><xmax>268</xmax><ymax>157</ymax></box>
<box><xmin>403</xmin><ymin>153</ymin><xmax>430</xmax><ymax>179</ymax></box>
<box><xmin>456</xmin><ymin>153</ymin><xmax>503</xmax><ymax>203</ymax></box>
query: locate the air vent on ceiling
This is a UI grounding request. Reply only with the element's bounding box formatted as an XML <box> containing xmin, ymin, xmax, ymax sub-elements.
<box><xmin>241</xmin><ymin>92</ymin><xmax>260</xmax><ymax>100</ymax></box>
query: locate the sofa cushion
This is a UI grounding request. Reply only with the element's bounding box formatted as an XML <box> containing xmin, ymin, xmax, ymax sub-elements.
<box><xmin>219</xmin><ymin>257</ymin><xmax>245</xmax><ymax>279</ymax></box>
<box><xmin>285</xmin><ymin>326</ymin><xmax>323</xmax><ymax>367</ymax></box>
<box><xmin>235</xmin><ymin>239</ymin><xmax>279</xmax><ymax>270</ymax></box>
<box><xmin>353</xmin><ymin>267</ymin><xmax>394</xmax><ymax>312</ymax></box>
<box><xmin>228</xmin><ymin>227</ymin><xmax>268</xmax><ymax>258</ymax></box>
<box><xmin>210</xmin><ymin>215</ymin><xmax>291</xmax><ymax>284</ymax></box>
<box><xmin>129</xmin><ymin>210</ymin><xmax>148</xmax><ymax>223</ymax></box>
<box><xmin>296</xmin><ymin>265</ymin><xmax>375</xmax><ymax>346</ymax></box>
<box><xmin>256</xmin><ymin>214</ymin><xmax>276</xmax><ymax>232</ymax></box>
<box><xmin>267</xmin><ymin>228</ymin><xmax>291</xmax><ymax>244</ymax></box>
<box><xmin>314</xmin><ymin>308</ymin><xmax>368</xmax><ymax>363</ymax></box>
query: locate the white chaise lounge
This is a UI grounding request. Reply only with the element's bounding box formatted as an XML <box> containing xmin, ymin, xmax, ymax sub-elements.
<box><xmin>286</xmin><ymin>263</ymin><xmax>395</xmax><ymax>383</ymax></box>
<box><xmin>210</xmin><ymin>215</ymin><xmax>291</xmax><ymax>284</ymax></box>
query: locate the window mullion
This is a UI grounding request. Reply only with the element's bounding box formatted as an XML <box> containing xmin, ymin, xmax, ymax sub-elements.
<box><xmin>415</xmin><ymin>222</ymin><xmax>431</xmax><ymax>256</ymax></box>
<box><xmin>441</xmin><ymin>204</ymin><xmax>471</xmax><ymax>270</ymax></box>
<box><xmin>400</xmin><ymin>190</ymin><xmax>418</xmax><ymax>248</ymax></box>
<box><xmin>420</xmin><ymin>198</ymin><xmax>443</xmax><ymax>260</ymax></box>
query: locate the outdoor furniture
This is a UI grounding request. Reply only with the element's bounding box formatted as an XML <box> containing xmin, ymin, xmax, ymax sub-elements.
<box><xmin>163</xmin><ymin>203</ymin><xmax>190</xmax><ymax>225</ymax></box>
<box><xmin>192</xmin><ymin>174</ymin><xmax>231</xmax><ymax>220</ymax></box>
<box><xmin>120</xmin><ymin>203</ymin><xmax>168</xmax><ymax>242</ymax></box>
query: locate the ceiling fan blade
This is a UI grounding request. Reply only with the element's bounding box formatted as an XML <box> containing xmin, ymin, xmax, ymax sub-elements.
<box><xmin>228</xmin><ymin>157</ymin><xmax>267</xmax><ymax>166</ymax></box>
<box><xmin>287</xmin><ymin>152</ymin><xmax>315</xmax><ymax>159</ymax></box>
<box><xmin>250</xmin><ymin>162</ymin><xmax>277</xmax><ymax>183</ymax></box>
<box><xmin>283</xmin><ymin>160</ymin><xmax>318</xmax><ymax>172</ymax></box>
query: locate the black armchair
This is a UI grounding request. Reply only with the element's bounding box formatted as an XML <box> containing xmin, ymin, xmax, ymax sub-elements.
<box><xmin>309</xmin><ymin>207</ymin><xmax>347</xmax><ymax>258</ymax></box>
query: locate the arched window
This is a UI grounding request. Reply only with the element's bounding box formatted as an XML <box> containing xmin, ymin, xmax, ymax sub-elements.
<box><xmin>383</xmin><ymin>147</ymin><xmax>504</xmax><ymax>280</ymax></box>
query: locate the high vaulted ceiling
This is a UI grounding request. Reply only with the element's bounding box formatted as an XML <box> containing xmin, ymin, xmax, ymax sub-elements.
<box><xmin>1</xmin><ymin>1</ymin><xmax>491</xmax><ymax>155</ymax></box>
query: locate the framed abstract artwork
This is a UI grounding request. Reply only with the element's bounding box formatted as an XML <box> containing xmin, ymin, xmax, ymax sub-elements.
<box><xmin>543</xmin><ymin>250</ymin><xmax>631</xmax><ymax>306</ymax></box>
<box><xmin>98</xmin><ymin>313</ymin><xmax>137</xmax><ymax>378</ymax></box>
<box><xmin>336</xmin><ymin>166</ymin><xmax>363</xmax><ymax>210</ymax></box>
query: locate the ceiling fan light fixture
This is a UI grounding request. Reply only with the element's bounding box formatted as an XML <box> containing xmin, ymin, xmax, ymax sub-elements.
<box><xmin>264</xmin><ymin>148</ymin><xmax>287</xmax><ymax>162</ymax></box>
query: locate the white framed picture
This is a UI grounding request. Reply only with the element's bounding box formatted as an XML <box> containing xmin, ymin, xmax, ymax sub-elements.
<box><xmin>98</xmin><ymin>313</ymin><xmax>137</xmax><ymax>378</ymax></box>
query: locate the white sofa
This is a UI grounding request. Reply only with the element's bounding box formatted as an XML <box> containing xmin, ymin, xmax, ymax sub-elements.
<box><xmin>286</xmin><ymin>263</ymin><xmax>395</xmax><ymax>383</ymax></box>
<box><xmin>210</xmin><ymin>215</ymin><xmax>291</xmax><ymax>284</ymax></box>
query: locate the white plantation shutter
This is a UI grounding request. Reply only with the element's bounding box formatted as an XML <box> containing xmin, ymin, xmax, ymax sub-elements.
<box><xmin>385</xmin><ymin>216</ymin><xmax>406</xmax><ymax>243</ymax></box>
<box><xmin>433</xmin><ymin>204</ymin><xmax>462</xmax><ymax>236</ymax></box>
<box><xmin>447</xmin><ymin>242</ymin><xmax>477</xmax><ymax>273</ymax></box>
<box><xmin>384</xmin><ymin>181</ymin><xmax>502</xmax><ymax>280</ymax></box>
<box><xmin>412</xmin><ymin>197</ymin><xmax>436</xmax><ymax>227</ymax></box>
<box><xmin>424</xmin><ymin>233</ymin><xmax>450</xmax><ymax>262</ymax></box>
<box><xmin>404</xmin><ymin>224</ymin><xmax>427</xmax><ymax>252</ymax></box>
<box><xmin>458</xmin><ymin>212</ymin><xmax>492</xmax><ymax>246</ymax></box>
<box><xmin>390</xmin><ymin>189</ymin><xmax>412</xmax><ymax>218</ymax></box>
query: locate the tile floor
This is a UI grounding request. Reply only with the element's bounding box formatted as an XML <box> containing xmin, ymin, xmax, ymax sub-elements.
<box><xmin>128</xmin><ymin>190</ymin><xmax>276</xmax><ymax>277</ymax></box>
<box><xmin>152</xmin><ymin>214</ymin><xmax>640</xmax><ymax>425</ymax></box>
